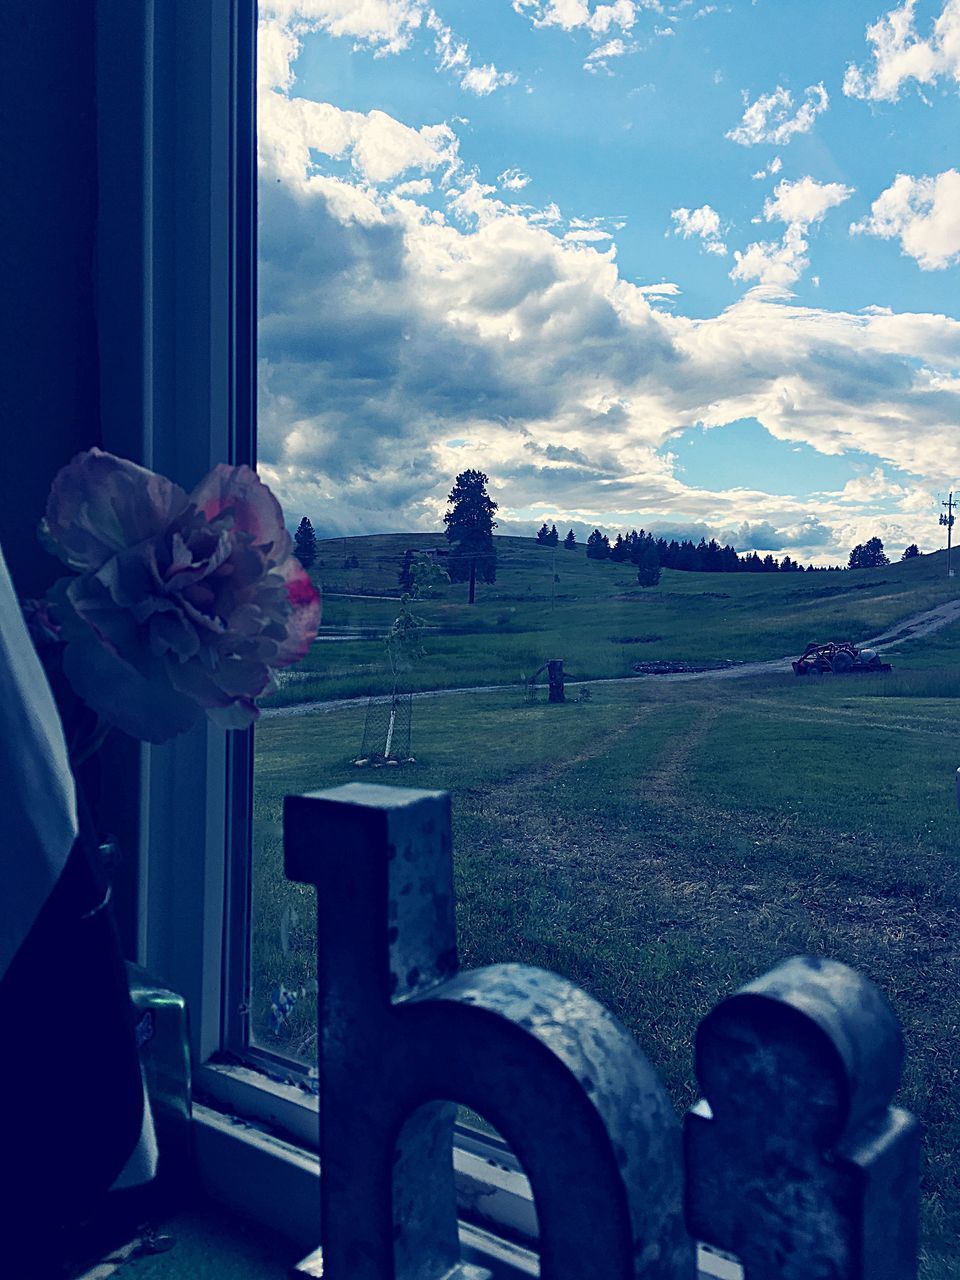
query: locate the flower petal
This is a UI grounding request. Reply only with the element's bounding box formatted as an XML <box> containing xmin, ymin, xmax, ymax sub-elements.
<box><xmin>189</xmin><ymin>465</ymin><xmax>290</xmax><ymax>555</ymax></box>
<box><xmin>273</xmin><ymin>558</ymin><xmax>321</xmax><ymax>666</ymax></box>
<box><xmin>44</xmin><ymin>449</ymin><xmax>190</xmax><ymax>572</ymax></box>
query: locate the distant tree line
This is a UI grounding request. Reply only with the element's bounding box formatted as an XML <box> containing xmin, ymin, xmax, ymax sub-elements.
<box><xmin>582</xmin><ymin>529</ymin><xmax>820</xmax><ymax>575</ymax></box>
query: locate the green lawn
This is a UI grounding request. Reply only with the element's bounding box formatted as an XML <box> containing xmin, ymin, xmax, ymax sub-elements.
<box><xmin>252</xmin><ymin>538</ymin><xmax>960</xmax><ymax>1274</ymax></box>
<box><xmin>263</xmin><ymin>535</ymin><xmax>960</xmax><ymax>704</ymax></box>
<box><xmin>253</xmin><ymin>676</ymin><xmax>960</xmax><ymax>1273</ymax></box>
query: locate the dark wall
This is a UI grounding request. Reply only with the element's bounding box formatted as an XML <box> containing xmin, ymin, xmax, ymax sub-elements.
<box><xmin>0</xmin><ymin>2</ymin><xmax>143</xmax><ymax>952</ymax></box>
<box><xmin>0</xmin><ymin>0</ymin><xmax>101</xmax><ymax>599</ymax></box>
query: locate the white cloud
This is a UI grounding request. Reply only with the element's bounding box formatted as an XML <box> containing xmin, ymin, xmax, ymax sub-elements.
<box><xmin>726</xmin><ymin>83</ymin><xmax>829</xmax><ymax>146</ymax></box>
<box><xmin>731</xmin><ymin>178</ymin><xmax>853</xmax><ymax>287</ymax></box>
<box><xmin>751</xmin><ymin>154</ymin><xmax>782</xmax><ymax>181</ymax></box>
<box><xmin>259</xmin><ymin>19</ymin><xmax>302</xmax><ymax>93</ymax></box>
<box><xmin>393</xmin><ymin>177</ymin><xmax>434</xmax><ymax>196</ymax></box>
<box><xmin>257</xmin><ymin>86</ymin><xmax>960</xmax><ymax>558</ymax></box>
<box><xmin>426</xmin><ymin>10</ymin><xmax>518</xmax><ymax>95</ymax></box>
<box><xmin>513</xmin><ymin>0</ymin><xmax>640</xmax><ymax>35</ymax></box>
<box><xmin>259</xmin><ymin>91</ymin><xmax>460</xmax><ymax>188</ymax></box>
<box><xmin>763</xmin><ymin>176</ymin><xmax>854</xmax><ymax>228</ymax></box>
<box><xmin>835</xmin><ymin>466</ymin><xmax>908</xmax><ymax>505</ymax></box>
<box><xmin>462</xmin><ymin>64</ymin><xmax>518</xmax><ymax>94</ymax></box>
<box><xmin>498</xmin><ymin>167</ymin><xmax>532</xmax><ymax>191</ymax></box>
<box><xmin>844</xmin><ymin>0</ymin><xmax>960</xmax><ymax>102</ymax></box>
<box><xmin>564</xmin><ymin>228</ymin><xmax>614</xmax><ymax>242</ymax></box>
<box><xmin>584</xmin><ymin>38</ymin><xmax>633</xmax><ymax>72</ymax></box>
<box><xmin>851</xmin><ymin>169</ymin><xmax>960</xmax><ymax>269</ymax></box>
<box><xmin>730</xmin><ymin>225</ymin><xmax>809</xmax><ymax>288</ymax></box>
<box><xmin>261</xmin><ymin>4</ymin><xmax>514</xmax><ymax>94</ymax></box>
<box><xmin>257</xmin><ymin>18</ymin><xmax>461</xmax><ymax>187</ymax></box>
<box><xmin>261</xmin><ymin>0</ymin><xmax>426</xmax><ymax>56</ymax></box>
<box><xmin>636</xmin><ymin>282</ymin><xmax>681</xmax><ymax>297</ymax></box>
<box><xmin>671</xmin><ymin>204</ymin><xmax>727</xmax><ymax>255</ymax></box>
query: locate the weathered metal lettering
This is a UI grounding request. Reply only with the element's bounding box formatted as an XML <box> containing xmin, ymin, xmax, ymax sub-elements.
<box><xmin>284</xmin><ymin>783</ymin><xmax>695</xmax><ymax>1280</ymax></box>
<box><xmin>685</xmin><ymin>955</ymin><xmax>920</xmax><ymax>1280</ymax></box>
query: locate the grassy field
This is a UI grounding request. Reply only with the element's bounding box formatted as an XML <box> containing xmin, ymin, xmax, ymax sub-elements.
<box><xmin>252</xmin><ymin>537</ymin><xmax>960</xmax><ymax>1273</ymax></box>
<box><xmin>263</xmin><ymin>533</ymin><xmax>960</xmax><ymax>704</ymax></box>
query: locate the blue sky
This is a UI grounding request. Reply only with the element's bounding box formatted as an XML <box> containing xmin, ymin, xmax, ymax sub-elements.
<box><xmin>256</xmin><ymin>0</ymin><xmax>960</xmax><ymax>563</ymax></box>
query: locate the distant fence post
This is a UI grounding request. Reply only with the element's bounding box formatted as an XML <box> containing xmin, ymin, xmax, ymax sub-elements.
<box><xmin>547</xmin><ymin>659</ymin><xmax>564</xmax><ymax>703</ymax></box>
<box><xmin>685</xmin><ymin>955</ymin><xmax>920</xmax><ymax>1280</ymax></box>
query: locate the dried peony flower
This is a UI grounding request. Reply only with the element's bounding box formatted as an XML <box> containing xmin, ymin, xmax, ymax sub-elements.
<box><xmin>41</xmin><ymin>449</ymin><xmax>321</xmax><ymax>742</ymax></box>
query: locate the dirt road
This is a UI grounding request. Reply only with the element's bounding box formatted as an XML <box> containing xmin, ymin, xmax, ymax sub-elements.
<box><xmin>261</xmin><ymin>596</ymin><xmax>960</xmax><ymax>719</ymax></box>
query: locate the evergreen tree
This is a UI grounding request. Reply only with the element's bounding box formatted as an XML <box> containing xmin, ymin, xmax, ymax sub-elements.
<box><xmin>294</xmin><ymin>516</ymin><xmax>318</xmax><ymax>570</ymax></box>
<box><xmin>547</xmin><ymin>523</ymin><xmax>559</xmax><ymax>547</ymax></box>
<box><xmin>762</xmin><ymin>553</ymin><xmax>779</xmax><ymax>572</ymax></box>
<box><xmin>610</xmin><ymin>532</ymin><xmax>628</xmax><ymax>562</ymax></box>
<box><xmin>702</xmin><ymin>538</ymin><xmax>722</xmax><ymax>572</ymax></box>
<box><xmin>902</xmin><ymin>544</ymin><xmax>920</xmax><ymax>560</ymax></box>
<box><xmin>586</xmin><ymin>529</ymin><xmax>610</xmax><ymax>560</ymax></box>
<box><xmin>780</xmin><ymin>555</ymin><xmax>794</xmax><ymax>572</ymax></box>
<box><xmin>635</xmin><ymin>539</ymin><xmax>661</xmax><ymax>588</ymax></box>
<box><xmin>847</xmin><ymin>543</ymin><xmax>864</xmax><ymax>569</ymax></box>
<box><xmin>536</xmin><ymin>522</ymin><xmax>550</xmax><ymax>545</ymax></box>
<box><xmin>677</xmin><ymin>540</ymin><xmax>701</xmax><ymax>572</ymax></box>
<box><xmin>443</xmin><ymin>469</ymin><xmax>498</xmax><ymax>604</ymax></box>
<box><xmin>720</xmin><ymin>544</ymin><xmax>739</xmax><ymax>573</ymax></box>
<box><xmin>563</xmin><ymin>529</ymin><xmax>576</xmax><ymax>550</ymax></box>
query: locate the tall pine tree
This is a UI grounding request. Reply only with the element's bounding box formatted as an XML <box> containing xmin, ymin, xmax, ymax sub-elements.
<box><xmin>443</xmin><ymin>470</ymin><xmax>498</xmax><ymax>604</ymax></box>
<box><xmin>294</xmin><ymin>516</ymin><xmax>317</xmax><ymax>570</ymax></box>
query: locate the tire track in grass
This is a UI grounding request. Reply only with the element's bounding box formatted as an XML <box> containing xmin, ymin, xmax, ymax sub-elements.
<box><xmin>450</xmin><ymin>682</ymin><xmax>960</xmax><ymax>1236</ymax></box>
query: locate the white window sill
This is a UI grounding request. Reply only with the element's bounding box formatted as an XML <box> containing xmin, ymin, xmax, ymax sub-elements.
<box><xmin>193</xmin><ymin>1102</ymin><xmax>539</xmax><ymax>1278</ymax></box>
<box><xmin>194</xmin><ymin>1065</ymin><xmax>740</xmax><ymax>1280</ymax></box>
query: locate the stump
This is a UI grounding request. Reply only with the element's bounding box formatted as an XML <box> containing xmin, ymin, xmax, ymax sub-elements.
<box><xmin>547</xmin><ymin>659</ymin><xmax>564</xmax><ymax>703</ymax></box>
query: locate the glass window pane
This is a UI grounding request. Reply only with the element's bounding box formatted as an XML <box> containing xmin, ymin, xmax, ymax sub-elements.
<box><xmin>251</xmin><ymin>2</ymin><xmax>960</xmax><ymax>1264</ymax></box>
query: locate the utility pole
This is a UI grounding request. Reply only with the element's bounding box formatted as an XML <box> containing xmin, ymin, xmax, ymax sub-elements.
<box><xmin>940</xmin><ymin>493</ymin><xmax>956</xmax><ymax>578</ymax></box>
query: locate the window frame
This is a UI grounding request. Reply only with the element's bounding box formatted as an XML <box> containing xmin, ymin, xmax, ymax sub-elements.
<box><xmin>95</xmin><ymin>0</ymin><xmax>256</xmax><ymax>1070</ymax></box>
